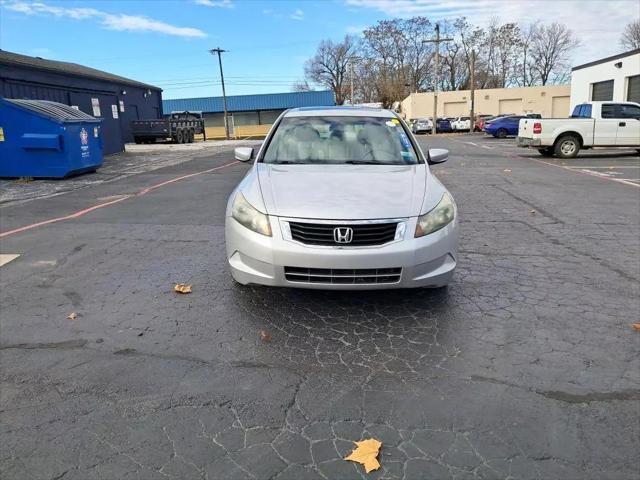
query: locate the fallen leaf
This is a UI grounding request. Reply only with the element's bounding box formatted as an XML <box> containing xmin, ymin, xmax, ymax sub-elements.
<box><xmin>260</xmin><ymin>330</ymin><xmax>271</xmax><ymax>342</ymax></box>
<box><xmin>529</xmin><ymin>209</ymin><xmax>536</xmax><ymax>214</ymax></box>
<box><xmin>503</xmin><ymin>168</ymin><xmax>511</xmax><ymax>173</ymax></box>
<box><xmin>137</xmin><ymin>332</ymin><xmax>144</xmax><ymax>337</ymax></box>
<box><xmin>344</xmin><ymin>438</ymin><xmax>382</xmax><ymax>473</ymax></box>
<box><xmin>632</xmin><ymin>323</ymin><xmax>640</xmax><ymax>331</ymax></box>
<box><xmin>608</xmin><ymin>166</ymin><xmax>615</xmax><ymax>170</ymax></box>
<box><xmin>67</xmin><ymin>312</ymin><xmax>78</xmax><ymax>320</ymax></box>
<box><xmin>174</xmin><ymin>283</ymin><xmax>192</xmax><ymax>294</ymax></box>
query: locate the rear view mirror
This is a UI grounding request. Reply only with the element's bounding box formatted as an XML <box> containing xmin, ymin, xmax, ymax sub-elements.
<box><xmin>428</xmin><ymin>148</ymin><xmax>448</xmax><ymax>164</ymax></box>
<box><xmin>234</xmin><ymin>147</ymin><xmax>254</xmax><ymax>162</ymax></box>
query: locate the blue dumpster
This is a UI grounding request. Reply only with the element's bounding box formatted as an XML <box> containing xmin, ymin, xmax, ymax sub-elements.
<box><xmin>0</xmin><ymin>98</ymin><xmax>103</xmax><ymax>178</ymax></box>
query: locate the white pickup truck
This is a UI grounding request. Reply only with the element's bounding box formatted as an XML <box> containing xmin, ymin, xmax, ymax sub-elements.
<box><xmin>517</xmin><ymin>101</ymin><xmax>640</xmax><ymax>158</ymax></box>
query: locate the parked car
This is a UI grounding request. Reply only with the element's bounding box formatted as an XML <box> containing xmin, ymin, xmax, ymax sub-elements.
<box><xmin>225</xmin><ymin>107</ymin><xmax>458</xmax><ymax>289</ymax></box>
<box><xmin>484</xmin><ymin>115</ymin><xmax>525</xmax><ymax>138</ymax></box>
<box><xmin>474</xmin><ymin>114</ymin><xmax>494</xmax><ymax>132</ymax></box>
<box><xmin>517</xmin><ymin>101</ymin><xmax>640</xmax><ymax>158</ymax></box>
<box><xmin>435</xmin><ymin>118</ymin><xmax>453</xmax><ymax>133</ymax></box>
<box><xmin>451</xmin><ymin>116</ymin><xmax>471</xmax><ymax>131</ymax></box>
<box><xmin>412</xmin><ymin>118</ymin><xmax>432</xmax><ymax>134</ymax></box>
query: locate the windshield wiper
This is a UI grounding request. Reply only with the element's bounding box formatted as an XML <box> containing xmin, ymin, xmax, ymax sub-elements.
<box><xmin>344</xmin><ymin>160</ymin><xmax>386</xmax><ymax>165</ymax></box>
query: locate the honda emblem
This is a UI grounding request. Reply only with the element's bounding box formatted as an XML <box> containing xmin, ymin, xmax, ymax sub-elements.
<box><xmin>333</xmin><ymin>227</ymin><xmax>353</xmax><ymax>244</ymax></box>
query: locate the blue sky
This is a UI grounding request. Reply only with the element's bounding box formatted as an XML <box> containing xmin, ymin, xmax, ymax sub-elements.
<box><xmin>1</xmin><ymin>0</ymin><xmax>636</xmax><ymax>99</ymax></box>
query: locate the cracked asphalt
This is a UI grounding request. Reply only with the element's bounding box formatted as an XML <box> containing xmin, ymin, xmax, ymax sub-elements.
<box><xmin>1</xmin><ymin>134</ymin><xmax>639</xmax><ymax>480</ymax></box>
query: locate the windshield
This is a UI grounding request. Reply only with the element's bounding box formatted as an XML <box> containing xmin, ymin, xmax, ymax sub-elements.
<box><xmin>262</xmin><ymin>116</ymin><xmax>420</xmax><ymax>165</ymax></box>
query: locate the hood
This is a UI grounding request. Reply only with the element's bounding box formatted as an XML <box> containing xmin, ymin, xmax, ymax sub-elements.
<box><xmin>256</xmin><ymin>163</ymin><xmax>427</xmax><ymax>220</ymax></box>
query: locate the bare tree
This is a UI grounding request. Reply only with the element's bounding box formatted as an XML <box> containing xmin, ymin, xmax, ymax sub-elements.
<box><xmin>620</xmin><ymin>19</ymin><xmax>640</xmax><ymax>50</ymax></box>
<box><xmin>291</xmin><ymin>80</ymin><xmax>313</xmax><ymax>92</ymax></box>
<box><xmin>360</xmin><ymin>18</ymin><xmax>435</xmax><ymax>105</ymax></box>
<box><xmin>304</xmin><ymin>35</ymin><xmax>358</xmax><ymax>105</ymax></box>
<box><xmin>518</xmin><ymin>22</ymin><xmax>539</xmax><ymax>86</ymax></box>
<box><xmin>494</xmin><ymin>23</ymin><xmax>522</xmax><ymax>87</ymax></box>
<box><xmin>529</xmin><ymin>23</ymin><xmax>579</xmax><ymax>85</ymax></box>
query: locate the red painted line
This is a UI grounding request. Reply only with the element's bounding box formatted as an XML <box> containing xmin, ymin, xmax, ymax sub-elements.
<box><xmin>136</xmin><ymin>160</ymin><xmax>239</xmax><ymax>196</ymax></box>
<box><xmin>0</xmin><ymin>160</ymin><xmax>240</xmax><ymax>239</ymax></box>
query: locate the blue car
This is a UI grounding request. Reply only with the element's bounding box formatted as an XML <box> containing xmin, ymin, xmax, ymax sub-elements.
<box><xmin>484</xmin><ymin>116</ymin><xmax>525</xmax><ymax>138</ymax></box>
<box><xmin>435</xmin><ymin>118</ymin><xmax>453</xmax><ymax>133</ymax></box>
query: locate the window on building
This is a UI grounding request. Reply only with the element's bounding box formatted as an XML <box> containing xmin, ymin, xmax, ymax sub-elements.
<box><xmin>259</xmin><ymin>110</ymin><xmax>284</xmax><ymax>125</ymax></box>
<box><xmin>233</xmin><ymin>111</ymin><xmax>259</xmax><ymax>126</ymax></box>
<box><xmin>591</xmin><ymin>80</ymin><xmax>614</xmax><ymax>101</ymax></box>
<box><xmin>627</xmin><ymin>75</ymin><xmax>640</xmax><ymax>103</ymax></box>
<box><xmin>204</xmin><ymin>113</ymin><xmax>225</xmax><ymax>127</ymax></box>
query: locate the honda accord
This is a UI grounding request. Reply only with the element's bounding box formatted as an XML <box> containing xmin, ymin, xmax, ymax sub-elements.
<box><xmin>225</xmin><ymin>107</ymin><xmax>458</xmax><ymax>289</ymax></box>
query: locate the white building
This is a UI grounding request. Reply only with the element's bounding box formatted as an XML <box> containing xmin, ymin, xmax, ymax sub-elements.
<box><xmin>570</xmin><ymin>49</ymin><xmax>640</xmax><ymax>110</ymax></box>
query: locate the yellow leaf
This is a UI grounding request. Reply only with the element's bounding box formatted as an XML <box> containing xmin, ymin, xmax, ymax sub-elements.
<box><xmin>260</xmin><ymin>330</ymin><xmax>271</xmax><ymax>342</ymax></box>
<box><xmin>344</xmin><ymin>438</ymin><xmax>382</xmax><ymax>473</ymax></box>
<box><xmin>67</xmin><ymin>312</ymin><xmax>77</xmax><ymax>320</ymax></box>
<box><xmin>632</xmin><ymin>323</ymin><xmax>640</xmax><ymax>331</ymax></box>
<box><xmin>174</xmin><ymin>283</ymin><xmax>192</xmax><ymax>294</ymax></box>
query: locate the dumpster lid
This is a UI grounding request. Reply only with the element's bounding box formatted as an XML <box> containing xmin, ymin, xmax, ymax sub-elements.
<box><xmin>4</xmin><ymin>99</ymin><xmax>99</xmax><ymax>122</ymax></box>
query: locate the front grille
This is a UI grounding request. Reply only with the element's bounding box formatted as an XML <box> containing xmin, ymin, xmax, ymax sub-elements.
<box><xmin>284</xmin><ymin>267</ymin><xmax>402</xmax><ymax>285</ymax></box>
<box><xmin>288</xmin><ymin>221</ymin><xmax>398</xmax><ymax>246</ymax></box>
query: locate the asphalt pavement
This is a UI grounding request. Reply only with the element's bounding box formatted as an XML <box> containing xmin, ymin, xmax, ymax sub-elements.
<box><xmin>1</xmin><ymin>134</ymin><xmax>639</xmax><ymax>480</ymax></box>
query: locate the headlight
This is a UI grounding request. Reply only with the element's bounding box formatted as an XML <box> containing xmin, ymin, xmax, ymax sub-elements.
<box><xmin>415</xmin><ymin>192</ymin><xmax>455</xmax><ymax>237</ymax></box>
<box><xmin>231</xmin><ymin>192</ymin><xmax>272</xmax><ymax>236</ymax></box>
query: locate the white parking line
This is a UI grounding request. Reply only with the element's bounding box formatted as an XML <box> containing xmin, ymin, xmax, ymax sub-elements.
<box><xmin>0</xmin><ymin>254</ymin><xmax>20</xmax><ymax>267</ymax></box>
<box><xmin>567</xmin><ymin>165</ymin><xmax>640</xmax><ymax>170</ymax></box>
<box><xmin>531</xmin><ymin>158</ymin><xmax>640</xmax><ymax>188</ymax></box>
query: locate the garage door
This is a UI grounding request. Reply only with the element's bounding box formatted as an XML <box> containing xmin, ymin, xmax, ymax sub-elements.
<box><xmin>591</xmin><ymin>80</ymin><xmax>614</xmax><ymax>101</ymax></box>
<box><xmin>443</xmin><ymin>101</ymin><xmax>467</xmax><ymax>117</ymax></box>
<box><xmin>551</xmin><ymin>96</ymin><xmax>570</xmax><ymax>117</ymax></box>
<box><xmin>499</xmin><ymin>98</ymin><xmax>522</xmax><ymax>115</ymax></box>
<box><xmin>627</xmin><ymin>75</ymin><xmax>640</xmax><ymax>103</ymax></box>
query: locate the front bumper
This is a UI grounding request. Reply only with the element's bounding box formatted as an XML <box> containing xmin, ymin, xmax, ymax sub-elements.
<box><xmin>225</xmin><ymin>216</ymin><xmax>458</xmax><ymax>290</ymax></box>
<box><xmin>516</xmin><ymin>136</ymin><xmax>541</xmax><ymax>147</ymax></box>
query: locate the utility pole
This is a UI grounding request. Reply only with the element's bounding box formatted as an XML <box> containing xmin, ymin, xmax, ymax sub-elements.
<box><xmin>350</xmin><ymin>59</ymin><xmax>354</xmax><ymax>106</ymax></box>
<box><xmin>348</xmin><ymin>56</ymin><xmax>360</xmax><ymax>106</ymax></box>
<box><xmin>209</xmin><ymin>48</ymin><xmax>229</xmax><ymax>139</ymax></box>
<box><xmin>469</xmin><ymin>50</ymin><xmax>476</xmax><ymax>131</ymax></box>
<box><xmin>423</xmin><ymin>24</ymin><xmax>452</xmax><ymax>134</ymax></box>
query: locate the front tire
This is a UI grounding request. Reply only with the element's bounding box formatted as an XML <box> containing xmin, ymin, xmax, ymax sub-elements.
<box><xmin>554</xmin><ymin>134</ymin><xmax>580</xmax><ymax>159</ymax></box>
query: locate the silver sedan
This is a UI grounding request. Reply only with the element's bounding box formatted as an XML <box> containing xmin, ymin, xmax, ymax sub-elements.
<box><xmin>225</xmin><ymin>107</ymin><xmax>458</xmax><ymax>289</ymax></box>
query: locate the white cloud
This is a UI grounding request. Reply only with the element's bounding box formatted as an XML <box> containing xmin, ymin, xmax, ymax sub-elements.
<box><xmin>290</xmin><ymin>8</ymin><xmax>304</xmax><ymax>20</ymax></box>
<box><xmin>4</xmin><ymin>1</ymin><xmax>207</xmax><ymax>38</ymax></box>
<box><xmin>194</xmin><ymin>0</ymin><xmax>233</xmax><ymax>8</ymax></box>
<box><xmin>345</xmin><ymin>0</ymin><xmax>637</xmax><ymax>64</ymax></box>
<box><xmin>101</xmin><ymin>14</ymin><xmax>207</xmax><ymax>37</ymax></box>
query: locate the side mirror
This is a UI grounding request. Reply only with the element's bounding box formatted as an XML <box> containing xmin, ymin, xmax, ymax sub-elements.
<box><xmin>428</xmin><ymin>148</ymin><xmax>448</xmax><ymax>164</ymax></box>
<box><xmin>234</xmin><ymin>147</ymin><xmax>254</xmax><ymax>162</ymax></box>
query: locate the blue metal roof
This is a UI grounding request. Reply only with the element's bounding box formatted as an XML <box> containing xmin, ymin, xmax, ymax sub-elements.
<box><xmin>162</xmin><ymin>90</ymin><xmax>335</xmax><ymax>114</ymax></box>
